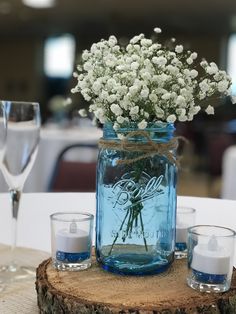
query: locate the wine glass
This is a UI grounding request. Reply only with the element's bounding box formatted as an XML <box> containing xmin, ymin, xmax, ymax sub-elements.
<box><xmin>0</xmin><ymin>100</ymin><xmax>40</xmax><ymax>282</ymax></box>
<box><xmin>0</xmin><ymin>102</ymin><xmax>7</xmax><ymax>289</ymax></box>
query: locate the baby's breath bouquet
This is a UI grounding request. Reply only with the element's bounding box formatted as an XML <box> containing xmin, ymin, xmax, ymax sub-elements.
<box><xmin>72</xmin><ymin>27</ymin><xmax>235</xmax><ymax>134</ymax></box>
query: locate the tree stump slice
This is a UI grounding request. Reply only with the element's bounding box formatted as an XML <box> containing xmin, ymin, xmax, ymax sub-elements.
<box><xmin>36</xmin><ymin>258</ymin><xmax>236</xmax><ymax>313</ymax></box>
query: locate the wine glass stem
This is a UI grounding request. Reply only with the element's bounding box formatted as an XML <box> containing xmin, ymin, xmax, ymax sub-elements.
<box><xmin>9</xmin><ymin>189</ymin><xmax>21</xmax><ymax>251</ymax></box>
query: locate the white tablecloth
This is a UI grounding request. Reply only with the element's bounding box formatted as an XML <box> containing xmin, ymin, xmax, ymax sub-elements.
<box><xmin>0</xmin><ymin>193</ymin><xmax>236</xmax><ymax>313</ymax></box>
<box><xmin>0</xmin><ymin>126</ymin><xmax>102</xmax><ymax>193</ymax></box>
<box><xmin>0</xmin><ymin>193</ymin><xmax>235</xmax><ymax>254</ymax></box>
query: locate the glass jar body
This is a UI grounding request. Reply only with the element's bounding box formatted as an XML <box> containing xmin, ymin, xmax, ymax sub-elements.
<box><xmin>96</xmin><ymin>122</ymin><xmax>177</xmax><ymax>275</ymax></box>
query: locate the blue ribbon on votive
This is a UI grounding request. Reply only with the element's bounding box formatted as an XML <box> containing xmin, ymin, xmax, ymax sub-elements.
<box><xmin>56</xmin><ymin>251</ymin><xmax>90</xmax><ymax>263</ymax></box>
<box><xmin>175</xmin><ymin>242</ymin><xmax>187</xmax><ymax>251</ymax></box>
<box><xmin>192</xmin><ymin>269</ymin><xmax>227</xmax><ymax>284</ymax></box>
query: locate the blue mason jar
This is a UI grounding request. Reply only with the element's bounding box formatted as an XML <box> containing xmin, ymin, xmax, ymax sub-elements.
<box><xmin>96</xmin><ymin>122</ymin><xmax>177</xmax><ymax>275</ymax></box>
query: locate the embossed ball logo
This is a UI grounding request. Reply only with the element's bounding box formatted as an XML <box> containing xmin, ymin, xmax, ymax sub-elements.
<box><xmin>112</xmin><ymin>172</ymin><xmax>164</xmax><ymax>211</ymax></box>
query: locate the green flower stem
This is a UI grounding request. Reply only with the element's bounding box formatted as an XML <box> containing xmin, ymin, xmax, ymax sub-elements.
<box><xmin>139</xmin><ymin>212</ymin><xmax>148</xmax><ymax>250</ymax></box>
<box><xmin>108</xmin><ymin>209</ymin><xmax>130</xmax><ymax>255</ymax></box>
<box><xmin>108</xmin><ymin>199</ymin><xmax>148</xmax><ymax>255</ymax></box>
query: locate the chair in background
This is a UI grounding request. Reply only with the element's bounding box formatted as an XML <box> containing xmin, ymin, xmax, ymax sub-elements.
<box><xmin>48</xmin><ymin>143</ymin><xmax>98</xmax><ymax>192</ymax></box>
<box><xmin>205</xmin><ymin>132</ymin><xmax>235</xmax><ymax>197</ymax></box>
<box><xmin>221</xmin><ymin>145</ymin><xmax>236</xmax><ymax>200</ymax></box>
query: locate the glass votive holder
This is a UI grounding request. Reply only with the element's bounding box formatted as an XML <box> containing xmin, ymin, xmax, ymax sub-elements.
<box><xmin>187</xmin><ymin>225</ymin><xmax>236</xmax><ymax>293</ymax></box>
<box><xmin>175</xmin><ymin>206</ymin><xmax>196</xmax><ymax>259</ymax></box>
<box><xmin>50</xmin><ymin>212</ymin><xmax>94</xmax><ymax>271</ymax></box>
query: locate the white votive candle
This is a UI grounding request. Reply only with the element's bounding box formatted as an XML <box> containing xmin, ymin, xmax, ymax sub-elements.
<box><xmin>191</xmin><ymin>235</ymin><xmax>230</xmax><ymax>275</ymax></box>
<box><xmin>56</xmin><ymin>222</ymin><xmax>89</xmax><ymax>253</ymax></box>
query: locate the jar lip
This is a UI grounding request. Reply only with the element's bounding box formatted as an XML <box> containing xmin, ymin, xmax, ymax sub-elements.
<box><xmin>50</xmin><ymin>212</ymin><xmax>94</xmax><ymax>222</ymax></box>
<box><xmin>104</xmin><ymin>121</ymin><xmax>175</xmax><ymax>133</ymax></box>
<box><xmin>188</xmin><ymin>224</ymin><xmax>236</xmax><ymax>238</ymax></box>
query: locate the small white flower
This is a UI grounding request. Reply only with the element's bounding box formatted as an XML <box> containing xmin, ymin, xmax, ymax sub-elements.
<box><xmin>190</xmin><ymin>69</ymin><xmax>198</xmax><ymax>78</ymax></box>
<box><xmin>190</xmin><ymin>52</ymin><xmax>198</xmax><ymax>60</ymax></box>
<box><xmin>81</xmin><ymin>91</ymin><xmax>91</xmax><ymax>101</ymax></box>
<box><xmin>130</xmin><ymin>35</ymin><xmax>142</xmax><ymax>44</ymax></box>
<box><xmin>94</xmin><ymin>108</ymin><xmax>105</xmax><ymax>121</ymax></box>
<box><xmin>176</xmin><ymin>95</ymin><xmax>186</xmax><ymax>106</ymax></box>
<box><xmin>113</xmin><ymin>122</ymin><xmax>120</xmax><ymax>131</ymax></box>
<box><xmin>108</xmin><ymin>35</ymin><xmax>118</xmax><ymax>47</ymax></box>
<box><xmin>162</xmin><ymin>93</ymin><xmax>171</xmax><ymax>100</ymax></box>
<box><xmin>200</xmin><ymin>60</ymin><xmax>208</xmax><ymax>68</ymax></box>
<box><xmin>108</xmin><ymin>94</ymin><xmax>117</xmax><ymax>103</ymax></box>
<box><xmin>199</xmin><ymin>80</ymin><xmax>210</xmax><ymax>92</ymax></box>
<box><xmin>117</xmin><ymin>116</ymin><xmax>125</xmax><ymax>124</ymax></box>
<box><xmin>187</xmin><ymin>114</ymin><xmax>194</xmax><ymax>121</ymax></box>
<box><xmin>130</xmin><ymin>61</ymin><xmax>139</xmax><ymax>70</ymax></box>
<box><xmin>191</xmin><ymin>105</ymin><xmax>201</xmax><ymax>114</ymax></box>
<box><xmin>176</xmin><ymin>108</ymin><xmax>186</xmax><ymax>116</ymax></box>
<box><xmin>177</xmin><ymin>78</ymin><xmax>185</xmax><ymax>86</ymax></box>
<box><xmin>107</xmin><ymin>78</ymin><xmax>116</xmax><ymax>89</ymax></box>
<box><xmin>138</xmin><ymin>119</ymin><xmax>147</xmax><ymax>129</ymax></box>
<box><xmin>179</xmin><ymin>115</ymin><xmax>188</xmax><ymax>122</ymax></box>
<box><xmin>183</xmin><ymin>69</ymin><xmax>191</xmax><ymax>77</ymax></box>
<box><xmin>140</xmin><ymin>88</ymin><xmax>149</xmax><ymax>99</ymax></box>
<box><xmin>154</xmin><ymin>27</ymin><xmax>162</xmax><ymax>33</ymax></box>
<box><xmin>217</xmin><ymin>80</ymin><xmax>229</xmax><ymax>93</ymax></box>
<box><xmin>149</xmin><ymin>93</ymin><xmax>158</xmax><ymax>103</ymax></box>
<box><xmin>186</xmin><ymin>58</ymin><xmax>193</xmax><ymax>65</ymax></box>
<box><xmin>166</xmin><ymin>64</ymin><xmax>179</xmax><ymax>75</ymax></box>
<box><xmin>130</xmin><ymin>106</ymin><xmax>139</xmax><ymax>115</ymax></box>
<box><xmin>117</xmin><ymin>133</ymin><xmax>125</xmax><ymax>140</ymax></box>
<box><xmin>167</xmin><ymin>114</ymin><xmax>177</xmax><ymax>123</ymax></box>
<box><xmin>141</xmin><ymin>71</ymin><xmax>152</xmax><ymax>81</ymax></box>
<box><xmin>152</xmin><ymin>56</ymin><xmax>167</xmax><ymax>66</ymax></box>
<box><xmin>120</xmin><ymin>99</ymin><xmax>130</xmax><ymax>110</ymax></box>
<box><xmin>155</xmin><ymin>107</ymin><xmax>165</xmax><ymax>118</ymax></box>
<box><xmin>129</xmin><ymin>85</ymin><xmax>139</xmax><ymax>96</ymax></box>
<box><xmin>213</xmin><ymin>72</ymin><xmax>221</xmax><ymax>81</ymax></box>
<box><xmin>206</xmin><ymin>62</ymin><xmax>218</xmax><ymax>75</ymax></box>
<box><xmin>83</xmin><ymin>61</ymin><xmax>93</xmax><ymax>71</ymax></box>
<box><xmin>205</xmin><ymin>105</ymin><xmax>214</xmax><ymax>115</ymax></box>
<box><xmin>92</xmin><ymin>81</ymin><xmax>102</xmax><ymax>93</ymax></box>
<box><xmin>175</xmin><ymin>45</ymin><xmax>183</xmax><ymax>53</ymax></box>
<box><xmin>100</xmin><ymin>90</ymin><xmax>109</xmax><ymax>100</ymax></box>
<box><xmin>78</xmin><ymin>109</ymin><xmax>87</xmax><ymax>117</ymax></box>
<box><xmin>140</xmin><ymin>39</ymin><xmax>152</xmax><ymax>47</ymax></box>
<box><xmin>111</xmin><ymin>104</ymin><xmax>123</xmax><ymax>116</ymax></box>
<box><xmin>199</xmin><ymin>91</ymin><xmax>206</xmax><ymax>100</ymax></box>
<box><xmin>82</xmin><ymin>50</ymin><xmax>90</xmax><ymax>61</ymax></box>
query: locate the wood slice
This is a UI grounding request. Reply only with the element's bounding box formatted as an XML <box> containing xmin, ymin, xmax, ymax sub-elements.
<box><xmin>36</xmin><ymin>258</ymin><xmax>236</xmax><ymax>313</ymax></box>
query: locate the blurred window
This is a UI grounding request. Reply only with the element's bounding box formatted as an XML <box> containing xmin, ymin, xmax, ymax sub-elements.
<box><xmin>227</xmin><ymin>34</ymin><xmax>236</xmax><ymax>94</ymax></box>
<box><xmin>44</xmin><ymin>34</ymin><xmax>76</xmax><ymax>78</ymax></box>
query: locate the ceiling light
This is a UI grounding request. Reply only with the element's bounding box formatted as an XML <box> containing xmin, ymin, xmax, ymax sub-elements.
<box><xmin>22</xmin><ymin>0</ymin><xmax>56</xmax><ymax>9</ymax></box>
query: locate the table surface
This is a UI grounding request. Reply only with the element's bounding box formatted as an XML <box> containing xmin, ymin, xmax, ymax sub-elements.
<box><xmin>0</xmin><ymin>192</ymin><xmax>236</xmax><ymax>313</ymax></box>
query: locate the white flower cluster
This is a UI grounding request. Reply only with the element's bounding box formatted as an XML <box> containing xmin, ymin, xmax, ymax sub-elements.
<box><xmin>72</xmin><ymin>28</ymin><xmax>234</xmax><ymax>129</ymax></box>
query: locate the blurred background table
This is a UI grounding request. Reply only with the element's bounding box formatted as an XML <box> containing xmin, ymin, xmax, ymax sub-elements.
<box><xmin>0</xmin><ymin>125</ymin><xmax>102</xmax><ymax>193</ymax></box>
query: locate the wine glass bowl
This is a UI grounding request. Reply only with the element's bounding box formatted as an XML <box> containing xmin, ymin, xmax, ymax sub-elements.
<box><xmin>0</xmin><ymin>100</ymin><xmax>40</xmax><ymax>282</ymax></box>
<box><xmin>1</xmin><ymin>102</ymin><xmax>40</xmax><ymax>190</ymax></box>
